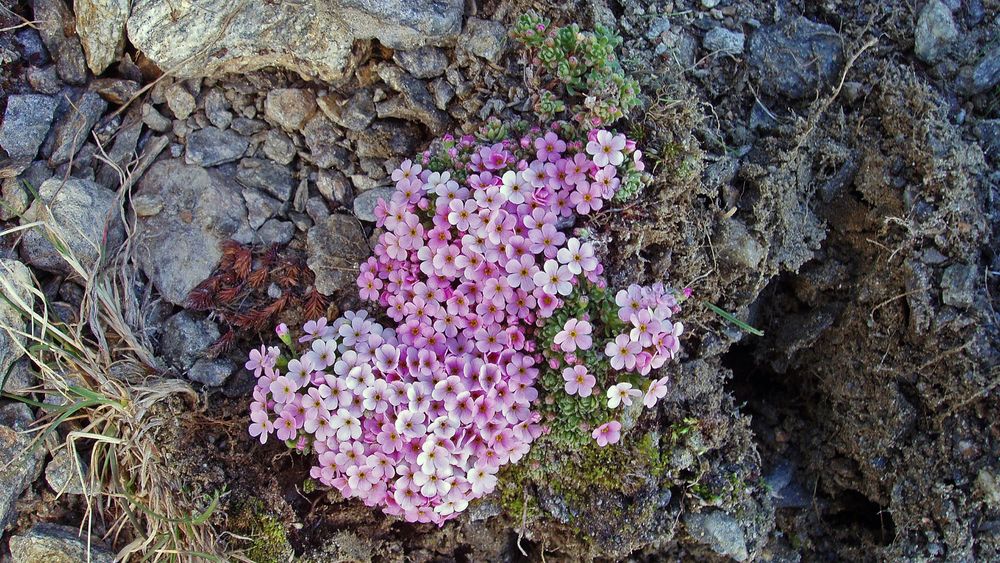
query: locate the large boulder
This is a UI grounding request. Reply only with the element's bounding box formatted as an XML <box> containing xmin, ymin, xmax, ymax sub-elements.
<box><xmin>133</xmin><ymin>160</ymin><xmax>253</xmax><ymax>305</ymax></box>
<box><xmin>127</xmin><ymin>0</ymin><xmax>464</xmax><ymax>82</ymax></box>
<box><xmin>18</xmin><ymin>178</ymin><xmax>125</xmax><ymax>276</ymax></box>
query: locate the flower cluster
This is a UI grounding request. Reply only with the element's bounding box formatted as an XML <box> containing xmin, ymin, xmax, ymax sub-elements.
<box><xmin>248</xmin><ymin>313</ymin><xmax>543</xmax><ymax>525</ymax></box>
<box><xmin>606</xmin><ymin>283</ymin><xmax>683</xmax><ymax>376</ymax></box>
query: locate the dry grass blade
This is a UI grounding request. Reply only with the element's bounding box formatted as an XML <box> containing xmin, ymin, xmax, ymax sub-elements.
<box><xmin>0</xmin><ymin>156</ymin><xmax>232</xmax><ymax>561</ymax></box>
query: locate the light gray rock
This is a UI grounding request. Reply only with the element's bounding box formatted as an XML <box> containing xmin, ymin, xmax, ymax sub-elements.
<box><xmin>2</xmin><ymin>358</ymin><xmax>37</xmax><ymax>396</ymax></box>
<box><xmin>375</xmin><ymin>65</ymin><xmax>449</xmax><ymax>133</ymax></box>
<box><xmin>262</xmin><ymin>130</ymin><xmax>296</xmax><ymax>165</ymax></box>
<box><xmin>683</xmin><ymin>510</ymin><xmax>749</xmax><ymax>561</ymax></box>
<box><xmin>461</xmin><ymin>18</ymin><xmax>507</xmax><ymax>63</ymax></box>
<box><xmin>133</xmin><ymin>160</ymin><xmax>253</xmax><ymax>304</ymax></box>
<box><xmin>26</xmin><ymin>65</ymin><xmax>63</xmax><ymax>95</ymax></box>
<box><xmin>49</xmin><ymin>91</ymin><xmax>108</xmax><ymax>166</ymax></box>
<box><xmin>236</xmin><ymin>158</ymin><xmax>295</xmax><ymax>201</ymax></box>
<box><xmin>126</xmin><ymin>0</ymin><xmax>464</xmax><ymax>82</ymax></box>
<box><xmin>318</xmin><ymin>89</ymin><xmax>375</xmax><ymax>132</ymax></box>
<box><xmin>0</xmin><ymin>95</ymin><xmax>58</xmax><ymax>161</ymax></box>
<box><xmin>941</xmin><ymin>263</ymin><xmax>977</xmax><ymax>308</ymax></box>
<box><xmin>713</xmin><ymin>218</ymin><xmax>764</xmax><ymax>271</ymax></box>
<box><xmin>256</xmin><ymin>218</ymin><xmax>296</xmax><ymax>245</ymax></box>
<box><xmin>75</xmin><ymin>0</ymin><xmax>130</xmax><ymax>74</ymax></box>
<box><xmin>394</xmin><ymin>46</ymin><xmax>449</xmax><ymax>79</ymax></box>
<box><xmin>914</xmin><ymin>0</ymin><xmax>957</xmax><ymax>63</ymax></box>
<box><xmin>264</xmin><ymin>88</ymin><xmax>317</xmax><ymax>131</ymax></box>
<box><xmin>0</xmin><ymin>260</ymin><xmax>33</xmax><ymax>382</ymax></box>
<box><xmin>970</xmin><ymin>45</ymin><xmax>1000</xmax><ymax>94</ymax></box>
<box><xmin>9</xmin><ymin>522</ymin><xmax>113</xmax><ymax>563</ymax></box>
<box><xmin>45</xmin><ymin>449</ymin><xmax>87</xmax><ymax>495</ymax></box>
<box><xmin>185</xmin><ymin>126</ymin><xmax>249</xmax><ymax>166</ymax></box>
<box><xmin>0</xmin><ymin>403</ymin><xmax>44</xmax><ymax>531</ymax></box>
<box><xmin>352</xmin><ymin>186</ymin><xmax>394</xmax><ymax>222</ymax></box>
<box><xmin>19</xmin><ymin>178</ymin><xmax>124</xmax><ymax>275</ymax></box>
<box><xmin>749</xmin><ymin>16</ymin><xmax>844</xmax><ymax>100</ymax></box>
<box><xmin>1</xmin><ymin>162</ymin><xmax>51</xmax><ymax>221</ymax></box>
<box><xmin>204</xmin><ymin>89</ymin><xmax>233</xmax><ymax>129</ymax></box>
<box><xmin>141</xmin><ymin>103</ymin><xmax>172</xmax><ymax>132</ymax></box>
<box><xmin>31</xmin><ymin>0</ymin><xmax>88</xmax><ymax>85</ymax></box>
<box><xmin>165</xmin><ymin>83</ymin><xmax>196</xmax><ymax>120</ymax></box>
<box><xmin>302</xmin><ymin>116</ymin><xmax>350</xmax><ymax>169</ymax></box>
<box><xmin>307</xmin><ymin>214</ymin><xmax>370</xmax><ymax>294</ymax></box>
<box><xmin>317</xmin><ymin>169</ymin><xmax>352</xmax><ymax>206</ymax></box>
<box><xmin>242</xmin><ymin>187</ymin><xmax>282</xmax><ymax>229</ymax></box>
<box><xmin>704</xmin><ymin>27</ymin><xmax>745</xmax><ymax>56</ymax></box>
<box><xmin>189</xmin><ymin>357</ymin><xmax>236</xmax><ymax>386</ymax></box>
<box><xmin>160</xmin><ymin>310</ymin><xmax>220</xmax><ymax>369</ymax></box>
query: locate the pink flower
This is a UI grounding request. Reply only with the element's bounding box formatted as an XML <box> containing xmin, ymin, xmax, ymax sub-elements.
<box><xmin>592</xmin><ymin>421</ymin><xmax>621</xmax><ymax>447</ymax></box>
<box><xmin>249</xmin><ymin>409</ymin><xmax>273</xmax><ymax>444</ymax></box>
<box><xmin>605</xmin><ymin>334</ymin><xmax>640</xmax><ymax>371</ymax></box>
<box><xmin>643</xmin><ymin>376</ymin><xmax>669</xmax><ymax>408</ymax></box>
<box><xmin>570</xmin><ymin>182</ymin><xmax>603</xmax><ymax>214</ymax></box>
<box><xmin>534</xmin><ymin>132</ymin><xmax>566</xmax><ymax>162</ymax></box>
<box><xmin>553</xmin><ymin>318</ymin><xmax>593</xmax><ymax>353</ymax></box>
<box><xmin>562</xmin><ymin>365</ymin><xmax>596</xmax><ymax>397</ymax></box>
<box><xmin>606</xmin><ymin>382</ymin><xmax>641</xmax><ymax>408</ymax></box>
<box><xmin>533</xmin><ymin>259</ymin><xmax>573</xmax><ymax>296</ymax></box>
<box><xmin>586</xmin><ymin>130</ymin><xmax>626</xmax><ymax>167</ymax></box>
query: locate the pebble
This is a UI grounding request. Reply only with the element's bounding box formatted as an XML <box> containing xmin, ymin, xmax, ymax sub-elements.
<box><xmin>262</xmin><ymin>129</ymin><xmax>297</xmax><ymax>165</ymax></box>
<box><xmin>264</xmin><ymin>88</ymin><xmax>318</xmax><ymax>131</ymax></box>
<box><xmin>914</xmin><ymin>0</ymin><xmax>957</xmax><ymax>63</ymax></box>
<box><xmin>461</xmin><ymin>18</ymin><xmax>508</xmax><ymax>63</ymax></box>
<box><xmin>141</xmin><ymin>103</ymin><xmax>172</xmax><ymax>132</ymax></box>
<box><xmin>184</xmin><ymin>126</ymin><xmax>249</xmax><ymax>166</ymax></box>
<box><xmin>256</xmin><ymin>218</ymin><xmax>296</xmax><ymax>245</ymax></box>
<box><xmin>49</xmin><ymin>91</ymin><xmax>108</xmax><ymax>165</ymax></box>
<box><xmin>0</xmin><ymin>94</ymin><xmax>58</xmax><ymax>161</ymax></box>
<box><xmin>352</xmin><ymin>186</ymin><xmax>394</xmax><ymax>222</ymax></box>
<box><xmin>318</xmin><ymin>89</ymin><xmax>375</xmax><ymax>132</ymax></box>
<box><xmin>394</xmin><ymin>46</ymin><xmax>449</xmax><ymax>79</ymax></box>
<box><xmin>165</xmin><ymin>83</ymin><xmax>196</xmax><ymax>120</ymax></box>
<box><xmin>236</xmin><ymin>157</ymin><xmax>295</xmax><ymax>201</ymax></box>
<box><xmin>704</xmin><ymin>27</ymin><xmax>745</xmax><ymax>56</ymax></box>
<box><xmin>204</xmin><ymin>89</ymin><xmax>233</xmax><ymax>129</ymax></box>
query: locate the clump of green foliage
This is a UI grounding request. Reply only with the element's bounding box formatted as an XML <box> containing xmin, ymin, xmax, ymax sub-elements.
<box><xmin>512</xmin><ymin>12</ymin><xmax>642</xmax><ymax>126</ymax></box>
<box><xmin>229</xmin><ymin>499</ymin><xmax>294</xmax><ymax>563</ymax></box>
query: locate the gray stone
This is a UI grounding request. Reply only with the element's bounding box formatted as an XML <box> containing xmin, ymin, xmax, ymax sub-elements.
<box><xmin>165</xmin><ymin>83</ymin><xmax>196</xmax><ymax>119</ymax></box>
<box><xmin>31</xmin><ymin>0</ymin><xmax>88</xmax><ymax>85</ymax></box>
<box><xmin>704</xmin><ymin>27</ymin><xmax>745</xmax><ymax>56</ymax></box>
<box><xmin>75</xmin><ymin>0</ymin><xmax>130</xmax><ymax>74</ymax></box>
<box><xmin>231</xmin><ymin>117</ymin><xmax>266</xmax><ymax>136</ymax></box>
<box><xmin>302</xmin><ymin>116</ymin><xmax>349</xmax><ymax>170</ymax></box>
<box><xmin>645</xmin><ymin>17</ymin><xmax>671</xmax><ymax>41</ymax></box>
<box><xmin>749</xmin><ymin>16</ymin><xmax>844</xmax><ymax>100</ymax></box>
<box><xmin>185</xmin><ymin>126</ymin><xmax>249</xmax><ymax>166</ymax></box>
<box><xmin>95</xmin><ymin>109</ymin><xmax>143</xmax><ymax>188</ymax></box>
<box><xmin>242</xmin><ymin>187</ymin><xmax>282</xmax><ymax>229</ymax></box>
<box><xmin>976</xmin><ymin>119</ymin><xmax>1000</xmax><ymax>162</ymax></box>
<box><xmin>0</xmin><ymin>95</ymin><xmax>58</xmax><ymax>162</ymax></box>
<box><xmin>126</xmin><ymin>0</ymin><xmax>464</xmax><ymax>82</ymax></box>
<box><xmin>236</xmin><ymin>158</ymin><xmax>295</xmax><ymax>201</ymax></box>
<box><xmin>352</xmin><ymin>186</ymin><xmax>394</xmax><ymax>222</ymax></box>
<box><xmin>394</xmin><ymin>46</ymin><xmax>449</xmax><ymax>79</ymax></box>
<box><xmin>141</xmin><ymin>103</ymin><xmax>172</xmax><ymax>132</ymax></box>
<box><xmin>264</xmin><ymin>88</ymin><xmax>318</xmax><ymax>131</ymax></box>
<box><xmin>19</xmin><ymin>178</ymin><xmax>125</xmax><ymax>275</ymax></box>
<box><xmin>461</xmin><ymin>18</ymin><xmax>507</xmax><ymax>63</ymax></box>
<box><xmin>306</xmin><ymin>196</ymin><xmax>330</xmax><ymax>223</ymax></box>
<box><xmin>204</xmin><ymin>89</ymin><xmax>233</xmax><ymax>129</ymax></box>
<box><xmin>683</xmin><ymin>510</ymin><xmax>749</xmax><ymax>561</ymax></box>
<box><xmin>1</xmin><ymin>161</ymin><xmax>51</xmax><ymax>221</ymax></box>
<box><xmin>189</xmin><ymin>357</ymin><xmax>236</xmax><ymax>386</ymax></box>
<box><xmin>2</xmin><ymin>358</ymin><xmax>36</xmax><ymax>396</ymax></box>
<box><xmin>262</xmin><ymin>130</ymin><xmax>296</xmax><ymax>165</ymax></box>
<box><xmin>307</xmin><ymin>214</ymin><xmax>370</xmax><ymax>294</ymax></box>
<box><xmin>317</xmin><ymin>169</ymin><xmax>352</xmax><ymax>205</ymax></box>
<box><xmin>14</xmin><ymin>28</ymin><xmax>48</xmax><ymax>66</ymax></box>
<box><xmin>133</xmin><ymin>160</ymin><xmax>253</xmax><ymax>304</ymax></box>
<box><xmin>160</xmin><ymin>310</ymin><xmax>220</xmax><ymax>370</ymax></box>
<box><xmin>429</xmin><ymin>77</ymin><xmax>455</xmax><ymax>110</ymax></box>
<box><xmin>27</xmin><ymin>65</ymin><xmax>62</xmax><ymax>95</ymax></box>
<box><xmin>354</xmin><ymin>119</ymin><xmax>423</xmax><ymax>158</ymax></box>
<box><xmin>49</xmin><ymin>91</ymin><xmax>108</xmax><ymax>166</ymax></box>
<box><xmin>90</xmin><ymin>78</ymin><xmax>141</xmax><ymax>105</ymax></box>
<box><xmin>713</xmin><ymin>218</ymin><xmax>764</xmax><ymax>271</ymax></box>
<box><xmin>701</xmin><ymin>0</ymin><xmax>720</xmax><ymax>7</ymax></box>
<box><xmin>318</xmin><ymin>89</ymin><xmax>375</xmax><ymax>132</ymax></box>
<box><xmin>45</xmin><ymin>449</ymin><xmax>87</xmax><ymax>495</ymax></box>
<box><xmin>256</xmin><ymin>218</ymin><xmax>296</xmax><ymax>245</ymax></box>
<box><xmin>914</xmin><ymin>0</ymin><xmax>957</xmax><ymax>63</ymax></box>
<box><xmin>0</xmin><ymin>260</ymin><xmax>33</xmax><ymax>382</ymax></box>
<box><xmin>970</xmin><ymin>45</ymin><xmax>1000</xmax><ymax>94</ymax></box>
<box><xmin>9</xmin><ymin>522</ymin><xmax>113</xmax><ymax>563</ymax></box>
<box><xmin>941</xmin><ymin>263</ymin><xmax>977</xmax><ymax>308</ymax></box>
<box><xmin>0</xmin><ymin>403</ymin><xmax>44</xmax><ymax>531</ymax></box>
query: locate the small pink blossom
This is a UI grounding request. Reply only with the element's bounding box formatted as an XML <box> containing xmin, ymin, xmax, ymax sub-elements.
<box><xmin>592</xmin><ymin>421</ymin><xmax>621</xmax><ymax>447</ymax></box>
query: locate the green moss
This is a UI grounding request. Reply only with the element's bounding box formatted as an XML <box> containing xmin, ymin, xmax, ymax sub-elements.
<box><xmin>228</xmin><ymin>499</ymin><xmax>293</xmax><ymax>563</ymax></box>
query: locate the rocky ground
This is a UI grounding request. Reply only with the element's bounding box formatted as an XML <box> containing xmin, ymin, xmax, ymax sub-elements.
<box><xmin>0</xmin><ymin>0</ymin><xmax>998</xmax><ymax>561</ymax></box>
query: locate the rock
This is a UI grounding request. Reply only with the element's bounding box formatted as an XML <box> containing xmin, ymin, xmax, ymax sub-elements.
<box><xmin>317</xmin><ymin>169</ymin><xmax>352</xmax><ymax>206</ymax></box>
<box><xmin>45</xmin><ymin>449</ymin><xmax>87</xmax><ymax>495</ymax></box>
<box><xmin>31</xmin><ymin>0</ymin><xmax>88</xmax><ymax>84</ymax></box>
<box><xmin>0</xmin><ymin>94</ymin><xmax>58</xmax><ymax>164</ymax></box>
<box><xmin>684</xmin><ymin>511</ymin><xmax>748</xmax><ymax>561</ymax></box>
<box><xmin>352</xmin><ymin>186</ymin><xmax>394</xmax><ymax>222</ymax></box>
<box><xmin>165</xmin><ymin>83</ymin><xmax>196</xmax><ymax>119</ymax></box>
<box><xmin>0</xmin><ymin>403</ymin><xmax>44</xmax><ymax>531</ymax></box>
<box><xmin>1</xmin><ymin>162</ymin><xmax>51</xmax><ymax>221</ymax></box>
<box><xmin>749</xmin><ymin>16</ymin><xmax>844</xmax><ymax>100</ymax></box>
<box><xmin>90</xmin><ymin>78</ymin><xmax>141</xmax><ymax>105</ymax></box>
<box><xmin>302</xmin><ymin>116</ymin><xmax>350</xmax><ymax>169</ymax></box>
<box><xmin>14</xmin><ymin>28</ymin><xmax>48</xmax><ymax>66</ymax></box>
<box><xmin>914</xmin><ymin>0</ymin><xmax>957</xmax><ymax>63</ymax></box>
<box><xmin>95</xmin><ymin>110</ymin><xmax>143</xmax><ymax>188</ymax></box>
<box><xmin>236</xmin><ymin>158</ymin><xmax>295</xmax><ymax>201</ymax></box>
<box><xmin>27</xmin><ymin>65</ymin><xmax>63</xmax><ymax>94</ymax></box>
<box><xmin>941</xmin><ymin>263</ymin><xmax>977</xmax><ymax>308</ymax></box>
<box><xmin>189</xmin><ymin>357</ymin><xmax>236</xmax><ymax>386</ymax></box>
<box><xmin>318</xmin><ymin>89</ymin><xmax>375</xmax><ymax>132</ymax></box>
<box><xmin>48</xmin><ymin>91</ymin><xmax>108</xmax><ymax>166</ymax></box>
<box><xmin>242</xmin><ymin>188</ymin><xmax>282</xmax><ymax>229</ymax></box>
<box><xmin>1</xmin><ymin>358</ymin><xmax>36</xmax><ymax>396</ymax></box>
<box><xmin>703</xmin><ymin>157</ymin><xmax>738</xmax><ymax>192</ymax></box>
<box><xmin>429</xmin><ymin>78</ymin><xmax>455</xmax><ymax>110</ymax></box>
<box><xmin>263</xmin><ymin>130</ymin><xmax>296</xmax><ymax>165</ymax></box>
<box><xmin>307</xmin><ymin>214</ymin><xmax>370</xmax><ymax>294</ymax></box>
<box><xmin>713</xmin><ymin>218</ymin><xmax>764</xmax><ymax>271</ymax></box>
<box><xmin>394</xmin><ymin>46</ymin><xmax>449</xmax><ymax>79</ymax></box>
<box><xmin>970</xmin><ymin>45</ymin><xmax>1000</xmax><ymax>94</ymax></box>
<box><xmin>231</xmin><ymin>117</ymin><xmax>266</xmax><ymax>136</ymax></box>
<box><xmin>354</xmin><ymin>119</ymin><xmax>423</xmax><ymax>159</ymax></box>
<box><xmin>127</xmin><ymin>0</ymin><xmax>463</xmax><ymax>82</ymax></box>
<box><xmin>976</xmin><ymin>119</ymin><xmax>1000</xmax><ymax>162</ymax></box>
<box><xmin>264</xmin><ymin>88</ymin><xmax>318</xmax><ymax>131</ymax></box>
<box><xmin>19</xmin><ymin>178</ymin><xmax>124</xmax><ymax>275</ymax></box>
<box><xmin>9</xmin><ymin>522</ymin><xmax>113</xmax><ymax>563</ymax></box>
<box><xmin>160</xmin><ymin>310</ymin><xmax>220</xmax><ymax>370</ymax></box>
<box><xmin>704</xmin><ymin>27</ymin><xmax>745</xmax><ymax>56</ymax></box>
<box><xmin>701</xmin><ymin>0</ymin><xmax>720</xmax><ymax>7</ymax></box>
<box><xmin>75</xmin><ymin>0</ymin><xmax>130</xmax><ymax>74</ymax></box>
<box><xmin>645</xmin><ymin>17</ymin><xmax>671</xmax><ymax>41</ymax></box>
<box><xmin>141</xmin><ymin>103</ymin><xmax>172</xmax><ymax>132</ymax></box>
<box><xmin>461</xmin><ymin>18</ymin><xmax>507</xmax><ymax>63</ymax></box>
<box><xmin>204</xmin><ymin>89</ymin><xmax>233</xmax><ymax>129</ymax></box>
<box><xmin>185</xmin><ymin>126</ymin><xmax>249</xmax><ymax>166</ymax></box>
<box><xmin>306</xmin><ymin>196</ymin><xmax>330</xmax><ymax>223</ymax></box>
<box><xmin>256</xmin><ymin>218</ymin><xmax>296</xmax><ymax>245</ymax></box>
<box><xmin>0</xmin><ymin>260</ymin><xmax>33</xmax><ymax>381</ymax></box>
<box><xmin>764</xmin><ymin>460</ymin><xmax>810</xmax><ymax>508</ymax></box>
<box><xmin>133</xmin><ymin>160</ymin><xmax>252</xmax><ymax>304</ymax></box>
